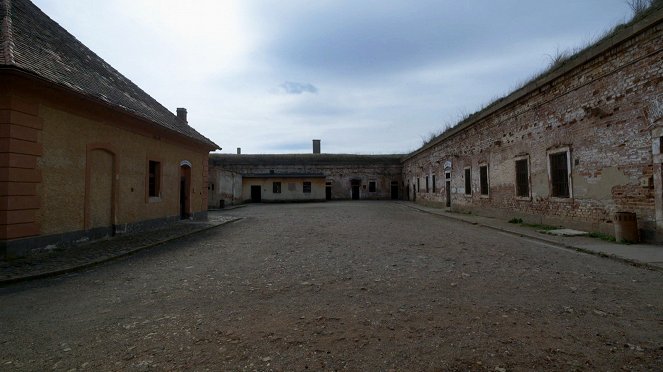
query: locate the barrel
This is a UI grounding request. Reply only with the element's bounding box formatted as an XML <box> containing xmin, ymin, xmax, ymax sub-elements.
<box><xmin>614</xmin><ymin>212</ymin><xmax>638</xmax><ymax>243</ymax></box>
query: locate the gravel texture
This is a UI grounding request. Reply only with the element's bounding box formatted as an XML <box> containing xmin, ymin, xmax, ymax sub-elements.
<box><xmin>0</xmin><ymin>215</ymin><xmax>239</xmax><ymax>282</ymax></box>
<box><xmin>1</xmin><ymin>201</ymin><xmax>662</xmax><ymax>371</ymax></box>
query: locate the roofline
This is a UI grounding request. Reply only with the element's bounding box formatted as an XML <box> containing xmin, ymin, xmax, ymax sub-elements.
<box><xmin>1</xmin><ymin>66</ymin><xmax>220</xmax><ymax>151</ymax></box>
<box><xmin>243</xmin><ymin>173</ymin><xmax>327</xmax><ymax>179</ymax></box>
<box><xmin>403</xmin><ymin>5</ymin><xmax>663</xmax><ymax>162</ymax></box>
<box><xmin>210</xmin><ymin>153</ymin><xmax>405</xmax><ymax>166</ymax></box>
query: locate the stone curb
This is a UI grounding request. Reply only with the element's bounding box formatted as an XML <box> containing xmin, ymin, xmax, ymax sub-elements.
<box><xmin>0</xmin><ymin>218</ymin><xmax>243</xmax><ymax>286</ymax></box>
<box><xmin>397</xmin><ymin>202</ymin><xmax>662</xmax><ymax>272</ymax></box>
<box><xmin>208</xmin><ymin>204</ymin><xmax>248</xmax><ymax>211</ymax></box>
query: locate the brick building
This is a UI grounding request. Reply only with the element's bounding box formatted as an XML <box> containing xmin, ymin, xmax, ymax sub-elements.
<box><xmin>208</xmin><ymin>143</ymin><xmax>403</xmax><ymax>206</ymax></box>
<box><xmin>403</xmin><ymin>6</ymin><xmax>663</xmax><ymax>242</ymax></box>
<box><xmin>1</xmin><ymin>0</ymin><xmax>219</xmax><ymax>257</ymax></box>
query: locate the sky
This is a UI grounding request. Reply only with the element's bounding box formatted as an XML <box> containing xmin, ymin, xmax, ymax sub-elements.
<box><xmin>32</xmin><ymin>0</ymin><xmax>635</xmax><ymax>155</ymax></box>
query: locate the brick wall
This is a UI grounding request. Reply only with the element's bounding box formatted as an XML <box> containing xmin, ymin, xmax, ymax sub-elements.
<box><xmin>209</xmin><ymin>155</ymin><xmax>403</xmax><ymax>205</ymax></box>
<box><xmin>403</xmin><ymin>13</ymin><xmax>663</xmax><ymax>241</ymax></box>
<box><xmin>0</xmin><ymin>94</ymin><xmax>42</xmax><ymax>241</ymax></box>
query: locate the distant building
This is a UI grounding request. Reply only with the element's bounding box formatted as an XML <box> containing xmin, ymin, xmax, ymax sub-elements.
<box><xmin>1</xmin><ymin>0</ymin><xmax>219</xmax><ymax>258</ymax></box>
<box><xmin>209</xmin><ymin>141</ymin><xmax>403</xmax><ymax>206</ymax></box>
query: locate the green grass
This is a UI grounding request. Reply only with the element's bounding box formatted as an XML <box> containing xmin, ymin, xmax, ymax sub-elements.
<box><xmin>587</xmin><ymin>232</ymin><xmax>617</xmax><ymax>242</ymax></box>
<box><xmin>522</xmin><ymin>223</ymin><xmax>559</xmax><ymax>231</ymax></box>
<box><xmin>508</xmin><ymin>218</ymin><xmax>559</xmax><ymax>230</ymax></box>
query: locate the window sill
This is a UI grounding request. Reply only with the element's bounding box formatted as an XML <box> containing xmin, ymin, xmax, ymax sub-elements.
<box><xmin>515</xmin><ymin>196</ymin><xmax>532</xmax><ymax>201</ymax></box>
<box><xmin>148</xmin><ymin>196</ymin><xmax>161</xmax><ymax>203</ymax></box>
<box><xmin>480</xmin><ymin>194</ymin><xmax>489</xmax><ymax>199</ymax></box>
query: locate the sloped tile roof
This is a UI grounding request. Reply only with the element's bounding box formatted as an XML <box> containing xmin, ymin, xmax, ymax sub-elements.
<box><xmin>0</xmin><ymin>0</ymin><xmax>218</xmax><ymax>149</ymax></box>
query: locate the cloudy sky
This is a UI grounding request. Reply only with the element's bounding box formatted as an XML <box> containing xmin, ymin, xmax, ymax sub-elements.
<box><xmin>33</xmin><ymin>0</ymin><xmax>635</xmax><ymax>154</ymax></box>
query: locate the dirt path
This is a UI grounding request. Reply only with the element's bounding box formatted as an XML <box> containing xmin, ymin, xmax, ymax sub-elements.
<box><xmin>1</xmin><ymin>202</ymin><xmax>662</xmax><ymax>370</ymax></box>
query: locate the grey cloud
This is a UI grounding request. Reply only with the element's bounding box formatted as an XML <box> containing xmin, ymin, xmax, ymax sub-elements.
<box><xmin>279</xmin><ymin>81</ymin><xmax>318</xmax><ymax>95</ymax></box>
<box><xmin>249</xmin><ymin>0</ymin><xmax>628</xmax><ymax>78</ymax></box>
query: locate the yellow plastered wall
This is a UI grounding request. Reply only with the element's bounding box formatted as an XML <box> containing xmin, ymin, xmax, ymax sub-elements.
<box><xmin>241</xmin><ymin>177</ymin><xmax>326</xmax><ymax>202</ymax></box>
<box><xmin>36</xmin><ymin>104</ymin><xmax>209</xmax><ymax>235</ymax></box>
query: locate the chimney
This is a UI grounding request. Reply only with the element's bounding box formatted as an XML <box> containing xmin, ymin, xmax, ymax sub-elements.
<box><xmin>176</xmin><ymin>108</ymin><xmax>188</xmax><ymax>124</ymax></box>
<box><xmin>313</xmin><ymin>139</ymin><xmax>321</xmax><ymax>154</ymax></box>
<box><xmin>237</xmin><ymin>147</ymin><xmax>241</xmax><ymax>155</ymax></box>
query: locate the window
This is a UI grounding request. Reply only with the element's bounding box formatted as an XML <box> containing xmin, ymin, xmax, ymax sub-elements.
<box><xmin>479</xmin><ymin>165</ymin><xmax>489</xmax><ymax>196</ymax></box>
<box><xmin>426</xmin><ymin>176</ymin><xmax>429</xmax><ymax>193</ymax></box>
<box><xmin>273</xmin><ymin>182</ymin><xmax>281</xmax><ymax>194</ymax></box>
<box><xmin>303</xmin><ymin>181</ymin><xmax>311</xmax><ymax>193</ymax></box>
<box><xmin>432</xmin><ymin>175</ymin><xmax>436</xmax><ymax>193</ymax></box>
<box><xmin>515</xmin><ymin>158</ymin><xmax>530</xmax><ymax>197</ymax></box>
<box><xmin>148</xmin><ymin>160</ymin><xmax>161</xmax><ymax>197</ymax></box>
<box><xmin>417</xmin><ymin>178</ymin><xmax>420</xmax><ymax>192</ymax></box>
<box><xmin>549</xmin><ymin>150</ymin><xmax>571</xmax><ymax>198</ymax></box>
<box><xmin>464</xmin><ymin>167</ymin><xmax>471</xmax><ymax>195</ymax></box>
<box><xmin>369</xmin><ymin>181</ymin><xmax>376</xmax><ymax>192</ymax></box>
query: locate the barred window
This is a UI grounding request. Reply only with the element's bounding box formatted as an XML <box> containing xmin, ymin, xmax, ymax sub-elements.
<box><xmin>148</xmin><ymin>160</ymin><xmax>160</xmax><ymax>197</ymax></box>
<box><xmin>369</xmin><ymin>181</ymin><xmax>376</xmax><ymax>192</ymax></box>
<box><xmin>432</xmin><ymin>175</ymin><xmax>436</xmax><ymax>193</ymax></box>
<box><xmin>273</xmin><ymin>182</ymin><xmax>281</xmax><ymax>194</ymax></box>
<box><xmin>303</xmin><ymin>181</ymin><xmax>311</xmax><ymax>193</ymax></box>
<box><xmin>464</xmin><ymin>168</ymin><xmax>471</xmax><ymax>195</ymax></box>
<box><xmin>479</xmin><ymin>165</ymin><xmax>489</xmax><ymax>196</ymax></box>
<box><xmin>549</xmin><ymin>151</ymin><xmax>570</xmax><ymax>198</ymax></box>
<box><xmin>515</xmin><ymin>159</ymin><xmax>529</xmax><ymax>197</ymax></box>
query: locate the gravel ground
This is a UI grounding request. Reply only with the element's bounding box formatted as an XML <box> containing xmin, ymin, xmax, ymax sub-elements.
<box><xmin>1</xmin><ymin>201</ymin><xmax>662</xmax><ymax>371</ymax></box>
<box><xmin>0</xmin><ymin>215</ymin><xmax>239</xmax><ymax>282</ymax></box>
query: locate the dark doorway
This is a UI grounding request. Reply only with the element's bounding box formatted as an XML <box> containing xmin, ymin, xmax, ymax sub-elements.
<box><xmin>445</xmin><ymin>180</ymin><xmax>451</xmax><ymax>207</ymax></box>
<box><xmin>352</xmin><ymin>186</ymin><xmax>360</xmax><ymax>200</ymax></box>
<box><xmin>251</xmin><ymin>185</ymin><xmax>262</xmax><ymax>202</ymax></box>
<box><xmin>326</xmin><ymin>186</ymin><xmax>332</xmax><ymax>200</ymax></box>
<box><xmin>179</xmin><ymin>165</ymin><xmax>191</xmax><ymax>219</ymax></box>
<box><xmin>405</xmin><ymin>185</ymin><xmax>410</xmax><ymax>201</ymax></box>
<box><xmin>351</xmin><ymin>179</ymin><xmax>360</xmax><ymax>200</ymax></box>
<box><xmin>391</xmin><ymin>181</ymin><xmax>399</xmax><ymax>200</ymax></box>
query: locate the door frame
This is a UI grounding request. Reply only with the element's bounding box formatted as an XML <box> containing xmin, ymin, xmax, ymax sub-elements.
<box><xmin>180</xmin><ymin>162</ymin><xmax>192</xmax><ymax>219</ymax></box>
<box><xmin>84</xmin><ymin>143</ymin><xmax>118</xmax><ymax>232</ymax></box>
<box><xmin>251</xmin><ymin>185</ymin><xmax>262</xmax><ymax>202</ymax></box>
<box><xmin>390</xmin><ymin>181</ymin><xmax>399</xmax><ymax>200</ymax></box>
<box><xmin>350</xmin><ymin>179</ymin><xmax>361</xmax><ymax>200</ymax></box>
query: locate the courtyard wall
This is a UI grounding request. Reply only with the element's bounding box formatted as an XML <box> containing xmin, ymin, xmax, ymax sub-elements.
<box><xmin>403</xmin><ymin>8</ymin><xmax>663</xmax><ymax>241</ymax></box>
<box><xmin>209</xmin><ymin>154</ymin><xmax>403</xmax><ymax>205</ymax></box>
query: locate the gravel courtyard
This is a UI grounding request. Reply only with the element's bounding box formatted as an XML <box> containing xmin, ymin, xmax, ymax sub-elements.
<box><xmin>1</xmin><ymin>201</ymin><xmax>662</xmax><ymax>371</ymax></box>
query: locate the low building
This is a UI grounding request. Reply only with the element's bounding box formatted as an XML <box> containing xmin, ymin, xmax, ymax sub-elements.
<box><xmin>1</xmin><ymin>0</ymin><xmax>219</xmax><ymax>257</ymax></box>
<box><xmin>208</xmin><ymin>143</ymin><xmax>403</xmax><ymax>206</ymax></box>
<box><xmin>403</xmin><ymin>6</ymin><xmax>663</xmax><ymax>242</ymax></box>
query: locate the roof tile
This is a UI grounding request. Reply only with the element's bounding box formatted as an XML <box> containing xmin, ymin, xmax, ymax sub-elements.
<box><xmin>0</xmin><ymin>0</ymin><xmax>218</xmax><ymax>149</ymax></box>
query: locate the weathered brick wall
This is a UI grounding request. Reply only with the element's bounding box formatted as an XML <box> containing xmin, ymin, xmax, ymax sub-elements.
<box><xmin>403</xmin><ymin>14</ymin><xmax>663</xmax><ymax>241</ymax></box>
<box><xmin>209</xmin><ymin>155</ymin><xmax>403</xmax><ymax>205</ymax></box>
